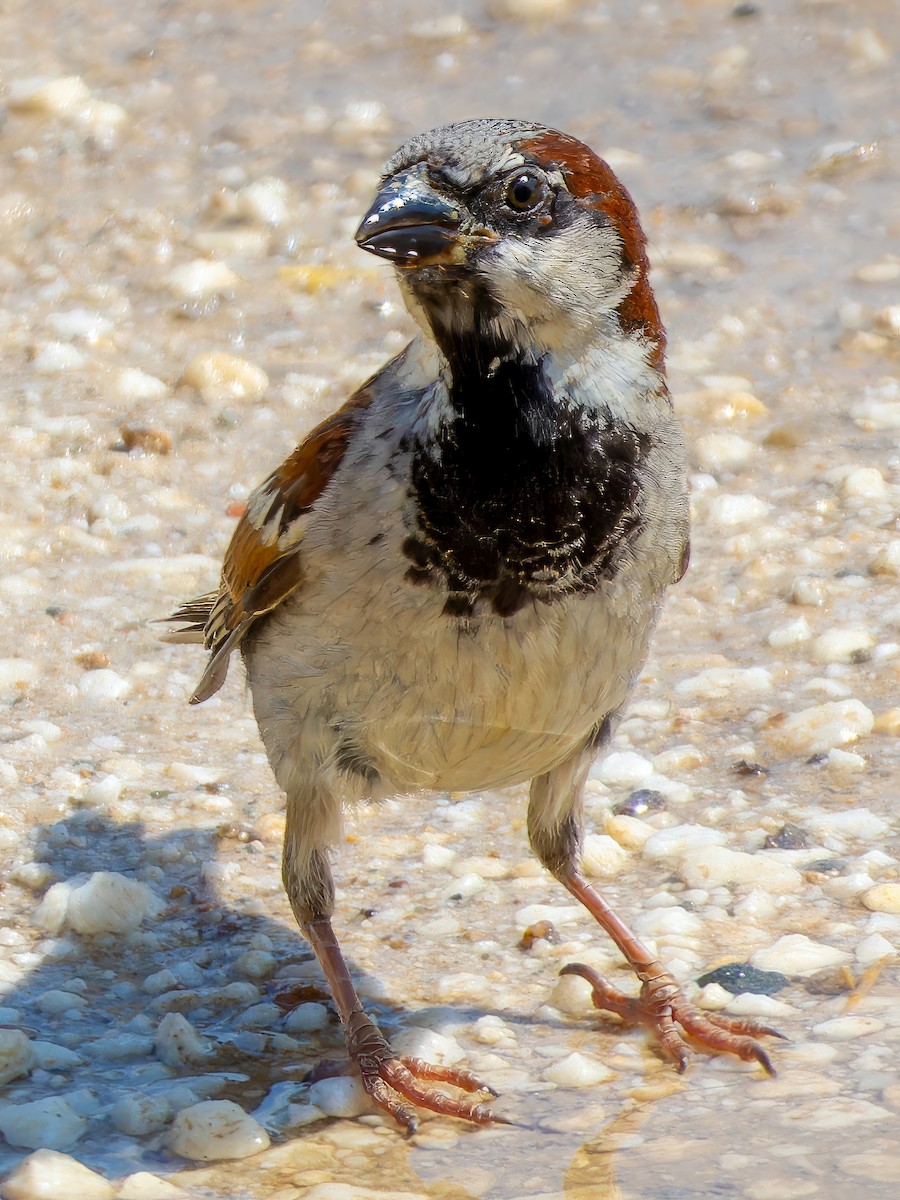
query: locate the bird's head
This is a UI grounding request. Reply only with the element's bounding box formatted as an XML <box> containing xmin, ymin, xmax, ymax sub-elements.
<box><xmin>355</xmin><ymin>119</ymin><xmax>664</xmax><ymax>371</ymax></box>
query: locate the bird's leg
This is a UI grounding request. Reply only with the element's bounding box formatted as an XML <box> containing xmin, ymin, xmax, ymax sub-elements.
<box><xmin>528</xmin><ymin>751</ymin><xmax>782</xmax><ymax>1075</ymax></box>
<box><xmin>283</xmin><ymin>831</ymin><xmax>501</xmax><ymax>1133</ymax></box>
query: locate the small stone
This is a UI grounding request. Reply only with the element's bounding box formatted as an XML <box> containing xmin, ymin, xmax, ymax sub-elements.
<box><xmin>40</xmin><ymin>871</ymin><xmax>163</xmax><ymax>935</ymax></box>
<box><xmin>592</xmin><ymin>750</ymin><xmax>654</xmax><ymax>788</ymax></box>
<box><xmin>0</xmin><ymin>1096</ymin><xmax>87</xmax><ymax>1150</ymax></box>
<box><xmin>643</xmin><ymin>824</ymin><xmax>728</xmax><ymax>861</ymax></box>
<box><xmin>862</xmin><ymin>883</ymin><xmax>900</xmax><ymax>914</ymax></box>
<box><xmin>751</xmin><ymin>934</ymin><xmax>852</xmax><ymax>976</ymax></box>
<box><xmin>679</xmin><ymin>846</ymin><xmax>803</xmax><ymax>893</ymax></box>
<box><xmin>545</xmin><ymin>1051</ymin><xmax>615</xmax><ymax>1088</ymax></box>
<box><xmin>116</xmin><ymin>1173</ymin><xmax>190</xmax><ymax>1200</ymax></box>
<box><xmin>182</xmin><ymin>352</ymin><xmax>269</xmax><ymax>402</ymax></box>
<box><xmin>855</xmin><ymin>933</ymin><xmax>895</xmax><ymax>964</ymax></box>
<box><xmin>35</xmin><ymin>989</ymin><xmax>87</xmax><ymax>1015</ymax></box>
<box><xmin>114</xmin><ymin>368</ymin><xmax>170</xmax><ymax>403</ymax></box>
<box><xmin>0</xmin><ymin>1148</ymin><xmax>114</xmax><ymax>1200</ymax></box>
<box><xmin>77</xmin><ymin>669</ymin><xmax>130</xmax><ymax>702</ymax></box>
<box><xmin>120</xmin><ymin>425</ymin><xmax>173</xmax><ymax>455</ymax></box>
<box><xmin>168</xmin><ymin>1100</ymin><xmax>270</xmax><ymax>1161</ymax></box>
<box><xmin>166</xmin><ymin>259</ymin><xmax>239</xmax><ymax>299</ymax></box>
<box><xmin>233</xmin><ymin>949</ymin><xmax>276</xmax><ymax>980</ymax></box>
<box><xmin>0</xmin><ymin>1028</ymin><xmax>35</xmax><ymax>1084</ymax></box>
<box><xmin>696</xmin><ymin>963</ymin><xmax>788</xmax><ymax>995</ymax></box>
<box><xmin>694</xmin><ymin>432</ymin><xmax>756</xmax><ymax>472</ymax></box>
<box><xmin>871</xmin><ymin>542</ymin><xmax>900</xmax><ymax>577</ymax></box>
<box><xmin>155</xmin><ymin>1013</ymin><xmax>212</xmax><ymax>1067</ymax></box>
<box><xmin>770</xmin><ymin>699</ymin><xmax>874</xmax><ymax>755</ymax></box>
<box><xmin>811</xmin><ymin>629</ymin><xmax>875</xmax><ymax>663</ymax></box>
<box><xmin>307</xmin><ymin>1075</ymin><xmax>372</xmax><ymax>1119</ymax></box>
<box><xmin>283</xmin><ymin>1002</ymin><xmax>330</xmax><ymax>1034</ymax></box>
<box><xmin>612</xmin><ymin>788</ymin><xmax>667</xmax><ymax>817</ymax></box>
<box><xmin>841</xmin><ymin>467</ymin><xmax>888</xmax><ymax>499</ymax></box>
<box><xmin>812</xmin><ymin>1015</ymin><xmax>885</xmax><ymax>1041</ymax></box>
<box><xmin>581</xmin><ymin>833</ymin><xmax>629</xmax><ymax>878</ymax></box>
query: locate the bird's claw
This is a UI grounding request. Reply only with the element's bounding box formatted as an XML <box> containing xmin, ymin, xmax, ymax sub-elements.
<box><xmin>561</xmin><ymin>961</ymin><xmax>782</xmax><ymax>1075</ymax></box>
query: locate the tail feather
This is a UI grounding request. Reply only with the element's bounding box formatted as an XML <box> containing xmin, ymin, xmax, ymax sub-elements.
<box><xmin>158</xmin><ymin>592</ymin><xmax>217</xmax><ymax>645</ymax></box>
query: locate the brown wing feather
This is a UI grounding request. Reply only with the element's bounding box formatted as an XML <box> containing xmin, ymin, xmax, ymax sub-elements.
<box><xmin>168</xmin><ymin>383</ymin><xmax>375</xmax><ymax>703</ymax></box>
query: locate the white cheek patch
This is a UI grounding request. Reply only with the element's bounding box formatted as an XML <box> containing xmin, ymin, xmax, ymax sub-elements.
<box><xmin>482</xmin><ymin>221</ymin><xmax>633</xmax><ymax>343</ymax></box>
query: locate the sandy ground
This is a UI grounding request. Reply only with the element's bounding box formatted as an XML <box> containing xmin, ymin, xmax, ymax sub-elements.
<box><xmin>1</xmin><ymin>1</ymin><xmax>899</xmax><ymax>1197</ymax></box>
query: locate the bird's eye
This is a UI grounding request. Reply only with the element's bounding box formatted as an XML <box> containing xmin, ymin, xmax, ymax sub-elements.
<box><xmin>505</xmin><ymin>172</ymin><xmax>545</xmax><ymax>212</ymax></box>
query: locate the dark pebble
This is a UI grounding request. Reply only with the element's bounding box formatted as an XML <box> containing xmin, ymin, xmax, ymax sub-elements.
<box><xmin>696</xmin><ymin>962</ymin><xmax>789</xmax><ymax>995</ymax></box>
<box><xmin>612</xmin><ymin>789</ymin><xmax>667</xmax><ymax>817</ymax></box>
<box><xmin>763</xmin><ymin>823</ymin><xmax>810</xmax><ymax>850</ymax></box>
<box><xmin>731</xmin><ymin>759</ymin><xmax>769</xmax><ymax>777</ymax></box>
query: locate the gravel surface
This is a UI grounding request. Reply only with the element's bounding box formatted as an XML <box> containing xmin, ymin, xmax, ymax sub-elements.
<box><xmin>1</xmin><ymin>1</ymin><xmax>898</xmax><ymax>1198</ymax></box>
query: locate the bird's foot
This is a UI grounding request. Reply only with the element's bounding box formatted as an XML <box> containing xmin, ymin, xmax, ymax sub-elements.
<box><xmin>560</xmin><ymin>962</ymin><xmax>784</xmax><ymax>1075</ymax></box>
<box><xmin>346</xmin><ymin>1009</ymin><xmax>505</xmax><ymax>1134</ymax></box>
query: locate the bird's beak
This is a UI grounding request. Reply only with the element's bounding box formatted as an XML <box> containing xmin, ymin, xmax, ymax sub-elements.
<box><xmin>355</xmin><ymin>167</ymin><xmax>466</xmax><ymax>265</ymax></box>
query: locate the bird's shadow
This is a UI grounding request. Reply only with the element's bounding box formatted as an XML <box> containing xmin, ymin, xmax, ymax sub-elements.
<box><xmin>0</xmin><ymin>807</ymin><xmax>561</xmax><ymax>1181</ymax></box>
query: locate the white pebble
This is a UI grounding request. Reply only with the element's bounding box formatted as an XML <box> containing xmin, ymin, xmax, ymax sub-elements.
<box><xmin>234</xmin><ymin>949</ymin><xmax>276</xmax><ymax>980</ymax></box>
<box><xmin>143</xmin><ymin>968</ymin><xmax>177</xmax><ymax>995</ymax></box>
<box><xmin>695</xmin><ymin>983</ymin><xmax>732</xmax><ymax>1010</ymax></box>
<box><xmin>0</xmin><ymin>1096</ymin><xmax>87</xmax><ymax>1150</ymax></box>
<box><xmin>422</xmin><ymin>842</ymin><xmax>456</xmax><ymax>867</ymax></box>
<box><xmin>77</xmin><ymin>669</ymin><xmax>130</xmax><ymax>702</ymax></box>
<box><xmin>704</xmin><ymin>492</ymin><xmax>770</xmax><ymax>527</ymax></box>
<box><xmin>643</xmin><ymin>824</ymin><xmax>727</xmax><ymax>861</ymax></box>
<box><xmin>164</xmin><ymin>761</ymin><xmax>221</xmax><ymax>786</ymax></box>
<box><xmin>604</xmin><ymin>813</ymin><xmax>654</xmax><ymax>850</ymax></box>
<box><xmin>31</xmin><ymin>342</ymin><xmax>89</xmax><ymax>373</ymax></box>
<box><xmin>46</xmin><ymin>309</ymin><xmax>113</xmax><ymax>343</ymax></box>
<box><xmin>0</xmin><ymin>658</ymin><xmax>38</xmax><ymax>687</ymax></box>
<box><xmin>679</xmin><ymin>846</ymin><xmax>802</xmax><ymax>893</ymax></box>
<box><xmin>182</xmin><ymin>352</ymin><xmax>269</xmax><ymax>402</ymax></box>
<box><xmin>111</xmin><ymin>1093</ymin><xmax>176</xmax><ymax>1137</ymax></box>
<box><xmin>634</xmin><ymin>906</ymin><xmax>704</xmax><ymax>939</ymax></box>
<box><xmin>114</xmin><ymin>367</ymin><xmax>170</xmax><ymax>403</ymax></box>
<box><xmin>117</xmin><ymin>1173</ymin><xmax>190</xmax><ymax>1200</ymax></box>
<box><xmin>30</xmin><ymin>1042</ymin><xmax>82</xmax><ymax>1071</ymax></box>
<box><xmin>652</xmin><ymin>744</ymin><xmax>704</xmax><ymax>773</ymax></box>
<box><xmin>811</xmin><ymin>629</ymin><xmax>874</xmax><ymax>663</ymax></box>
<box><xmin>581</xmin><ymin>833</ymin><xmax>629</xmax><ymax>878</ymax></box>
<box><xmin>862</xmin><ymin>883</ymin><xmax>900</xmax><ymax>914</ymax></box>
<box><xmin>544</xmin><ymin>1051</ymin><xmax>615</xmax><ymax>1088</ymax></box>
<box><xmin>855</xmin><ymin>932</ymin><xmax>896</xmax><ymax>964</ymax></box>
<box><xmin>235</xmin><ymin>1002</ymin><xmax>281</xmax><ymax>1029</ymax></box>
<box><xmin>235</xmin><ymin>177</ymin><xmax>291</xmax><ymax>226</ymax></box>
<box><xmin>392</xmin><ymin>1027</ymin><xmax>463</xmax><ymax>1066</ymax></box>
<box><xmin>871</xmin><ymin>541</ymin><xmax>900</xmax><ymax>576</ymax></box>
<box><xmin>694</xmin><ymin>432</ymin><xmax>756</xmax><ymax>472</ymax></box>
<box><xmin>751</xmin><ymin>934</ymin><xmax>852</xmax><ymax>976</ymax></box>
<box><xmin>0</xmin><ymin>1148</ymin><xmax>114</xmax><ymax>1200</ymax></box>
<box><xmin>807</xmin><ymin>807</ymin><xmax>888</xmax><ymax>842</ymax></box>
<box><xmin>842</xmin><ymin>466</ymin><xmax>888</xmax><ymax>499</ymax></box>
<box><xmin>0</xmin><ymin>1029</ymin><xmax>35</xmax><ymax>1084</ymax></box>
<box><xmin>768</xmin><ymin>616</ymin><xmax>812</xmax><ymax>647</ymax></box>
<box><xmin>812</xmin><ymin>1015</ymin><xmax>885</xmax><ymax>1041</ymax></box>
<box><xmin>82</xmin><ymin>774</ymin><xmax>123</xmax><ymax>805</ymax></box>
<box><xmin>723</xmin><ymin>993</ymin><xmax>796</xmax><ymax>1019</ymax></box>
<box><xmin>771</xmin><ymin>699</ymin><xmax>874</xmax><ymax>755</ymax></box>
<box><xmin>35</xmin><ymin>990</ymin><xmax>86</xmax><ymax>1016</ymax></box>
<box><xmin>592</xmin><ymin>749</ymin><xmax>653</xmax><ymax>787</ymax></box>
<box><xmin>307</xmin><ymin>1075</ymin><xmax>372</xmax><ymax>1119</ymax></box>
<box><xmin>826</xmin><ymin>747</ymin><xmax>866</xmax><ymax>773</ymax></box>
<box><xmin>166</xmin><ymin>259</ymin><xmax>239</xmax><ymax>299</ymax></box>
<box><xmin>283</xmin><ymin>1002</ymin><xmax>329</xmax><ymax>1034</ymax></box>
<box><xmin>155</xmin><ymin>1013</ymin><xmax>212</xmax><ymax>1067</ymax></box>
<box><xmin>548</xmin><ymin>972</ymin><xmax>598</xmax><ymax>1017</ymax></box>
<box><xmin>38</xmin><ymin>871</ymin><xmax>163</xmax><ymax>935</ymax></box>
<box><xmin>168</xmin><ymin>1100</ymin><xmax>269</xmax><ymax>1161</ymax></box>
<box><xmin>676</xmin><ymin>666</ymin><xmax>772</xmax><ymax>699</ymax></box>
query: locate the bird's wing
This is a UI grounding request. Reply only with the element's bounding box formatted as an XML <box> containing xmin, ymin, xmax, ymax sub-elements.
<box><xmin>165</xmin><ymin>383</ymin><xmax>375</xmax><ymax>704</ymax></box>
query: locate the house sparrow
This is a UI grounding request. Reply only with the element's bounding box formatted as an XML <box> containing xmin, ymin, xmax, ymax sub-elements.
<box><xmin>168</xmin><ymin>119</ymin><xmax>779</xmax><ymax>1132</ymax></box>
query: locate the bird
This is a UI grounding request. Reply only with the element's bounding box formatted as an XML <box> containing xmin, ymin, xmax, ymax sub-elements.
<box><xmin>167</xmin><ymin>118</ymin><xmax>780</xmax><ymax>1133</ymax></box>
